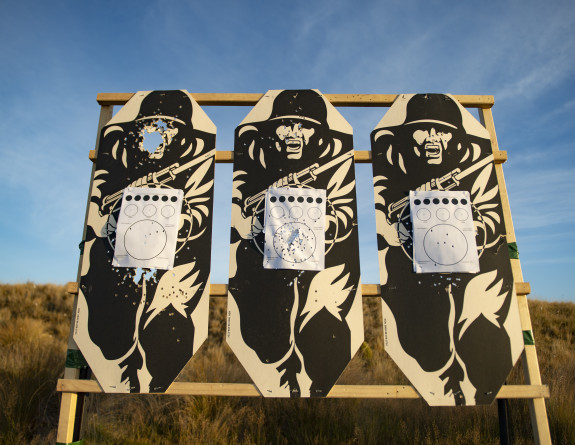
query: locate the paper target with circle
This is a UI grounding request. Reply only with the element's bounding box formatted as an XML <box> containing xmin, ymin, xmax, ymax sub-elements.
<box><xmin>263</xmin><ymin>187</ymin><xmax>326</xmax><ymax>271</ymax></box>
<box><xmin>410</xmin><ymin>190</ymin><xmax>479</xmax><ymax>273</ymax></box>
<box><xmin>112</xmin><ymin>186</ymin><xmax>183</xmax><ymax>269</ymax></box>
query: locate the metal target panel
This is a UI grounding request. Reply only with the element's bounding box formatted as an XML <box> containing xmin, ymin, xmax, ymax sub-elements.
<box><xmin>371</xmin><ymin>93</ymin><xmax>524</xmax><ymax>406</ymax></box>
<box><xmin>227</xmin><ymin>89</ymin><xmax>364</xmax><ymax>397</ymax></box>
<box><xmin>73</xmin><ymin>90</ymin><xmax>217</xmax><ymax>393</ymax></box>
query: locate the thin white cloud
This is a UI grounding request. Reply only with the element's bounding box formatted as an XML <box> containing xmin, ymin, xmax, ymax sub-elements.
<box><xmin>507</xmin><ymin>167</ymin><xmax>575</xmax><ymax>229</ymax></box>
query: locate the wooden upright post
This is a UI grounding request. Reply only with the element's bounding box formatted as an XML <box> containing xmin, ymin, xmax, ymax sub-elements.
<box><xmin>479</xmin><ymin>107</ymin><xmax>552</xmax><ymax>445</ymax></box>
<box><xmin>56</xmin><ymin>104</ymin><xmax>114</xmax><ymax>445</ymax></box>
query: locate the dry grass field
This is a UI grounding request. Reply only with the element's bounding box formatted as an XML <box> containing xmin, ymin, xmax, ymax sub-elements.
<box><xmin>0</xmin><ymin>283</ymin><xmax>573</xmax><ymax>444</ymax></box>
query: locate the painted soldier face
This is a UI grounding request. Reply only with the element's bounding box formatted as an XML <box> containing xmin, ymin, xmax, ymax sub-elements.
<box><xmin>275</xmin><ymin>121</ymin><xmax>316</xmax><ymax>160</ymax></box>
<box><xmin>412</xmin><ymin>126</ymin><xmax>453</xmax><ymax>165</ymax></box>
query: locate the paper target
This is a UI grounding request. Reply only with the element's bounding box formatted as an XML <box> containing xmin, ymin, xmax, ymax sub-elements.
<box><xmin>410</xmin><ymin>190</ymin><xmax>479</xmax><ymax>273</ymax></box>
<box><xmin>263</xmin><ymin>187</ymin><xmax>326</xmax><ymax>271</ymax></box>
<box><xmin>112</xmin><ymin>187</ymin><xmax>183</xmax><ymax>269</ymax></box>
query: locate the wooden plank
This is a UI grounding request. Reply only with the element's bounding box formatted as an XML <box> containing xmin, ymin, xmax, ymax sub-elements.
<box><xmin>57</xmin><ymin>379</ymin><xmax>548</xmax><ymax>399</ymax></box>
<box><xmin>354</xmin><ymin>151</ymin><xmax>372</xmax><ymax>163</ymax></box>
<box><xmin>97</xmin><ymin>93</ymin><xmax>494</xmax><ymax>108</ymax></box>
<box><xmin>97</xmin><ymin>93</ymin><xmax>134</xmax><ymax>105</ymax></box>
<box><xmin>517</xmin><ymin>294</ymin><xmax>533</xmax><ymax>331</ymax></box>
<box><xmin>90</xmin><ymin>150</ymin><xmax>373</xmax><ymax>163</ymax></box>
<box><xmin>65</xmin><ymin>281</ymin><xmax>531</xmax><ymax>298</ymax></box>
<box><xmin>56</xmin><ymin>392</ymin><xmax>78</xmax><ymax>444</ymax></box>
<box><xmin>57</xmin><ymin>104</ymin><xmax>115</xmax><ymax>444</ymax></box>
<box><xmin>494</xmin><ymin>150</ymin><xmax>507</xmax><ymax>164</ymax></box>
<box><xmin>478</xmin><ymin>107</ymin><xmax>551</xmax><ymax>445</ymax></box>
<box><xmin>361</xmin><ymin>284</ymin><xmax>381</xmax><ymax>296</ymax></box>
<box><xmin>516</xmin><ymin>282</ymin><xmax>531</xmax><ymax>296</ymax></box>
<box><xmin>497</xmin><ymin>385</ymin><xmax>549</xmax><ymax>399</ymax></box>
<box><xmin>479</xmin><ymin>110</ymin><xmax>519</xmax><ymax>248</ymax></box>
<box><xmin>217</xmin><ymin>150</ymin><xmax>376</xmax><ymax>163</ymax></box>
<box><xmin>215</xmin><ymin>151</ymin><xmax>234</xmax><ymax>163</ymax></box>
<box><xmin>210</xmin><ymin>283</ymin><xmax>228</xmax><ymax>296</ymax></box>
<box><xmin>90</xmin><ymin>149</ymin><xmax>498</xmax><ymax>165</ymax></box>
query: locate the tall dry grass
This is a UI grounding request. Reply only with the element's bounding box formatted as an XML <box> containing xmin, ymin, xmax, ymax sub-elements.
<box><xmin>0</xmin><ymin>283</ymin><xmax>73</xmax><ymax>444</ymax></box>
<box><xmin>0</xmin><ymin>283</ymin><xmax>573</xmax><ymax>444</ymax></box>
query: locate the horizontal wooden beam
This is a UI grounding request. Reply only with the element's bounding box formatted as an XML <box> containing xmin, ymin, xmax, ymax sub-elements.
<box><xmin>56</xmin><ymin>378</ymin><xmax>548</xmax><ymax>399</ymax></box>
<box><xmin>96</xmin><ymin>93</ymin><xmax>495</xmax><ymax>108</ymax></box>
<box><xmin>66</xmin><ymin>281</ymin><xmax>530</xmax><ymax>297</ymax></box>
<box><xmin>516</xmin><ymin>281</ymin><xmax>531</xmax><ymax>296</ymax></box>
<box><xmin>88</xmin><ymin>149</ymin><xmax>506</xmax><ymax>165</ymax></box>
<box><xmin>88</xmin><ymin>150</ymin><xmax>373</xmax><ymax>163</ymax></box>
<box><xmin>494</xmin><ymin>150</ymin><xmax>507</xmax><ymax>163</ymax></box>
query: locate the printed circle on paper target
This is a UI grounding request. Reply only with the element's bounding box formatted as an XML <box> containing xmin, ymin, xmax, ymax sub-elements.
<box><xmin>124</xmin><ymin>204</ymin><xmax>138</xmax><ymax>217</ymax></box>
<box><xmin>143</xmin><ymin>204</ymin><xmax>157</xmax><ymax>217</ymax></box>
<box><xmin>290</xmin><ymin>206</ymin><xmax>303</xmax><ymax>219</ymax></box>
<box><xmin>270</xmin><ymin>206</ymin><xmax>285</xmax><ymax>218</ymax></box>
<box><xmin>423</xmin><ymin>224</ymin><xmax>467</xmax><ymax>266</ymax></box>
<box><xmin>436</xmin><ymin>208</ymin><xmax>450</xmax><ymax>221</ymax></box>
<box><xmin>455</xmin><ymin>208</ymin><xmax>469</xmax><ymax>221</ymax></box>
<box><xmin>124</xmin><ymin>220</ymin><xmax>167</xmax><ymax>260</ymax></box>
<box><xmin>161</xmin><ymin>205</ymin><xmax>176</xmax><ymax>218</ymax></box>
<box><xmin>308</xmin><ymin>207</ymin><xmax>322</xmax><ymax>220</ymax></box>
<box><xmin>416</xmin><ymin>208</ymin><xmax>431</xmax><ymax>221</ymax></box>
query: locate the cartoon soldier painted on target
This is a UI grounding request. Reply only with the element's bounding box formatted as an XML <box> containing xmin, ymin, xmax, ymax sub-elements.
<box><xmin>372</xmin><ymin>94</ymin><xmax>523</xmax><ymax>405</ymax></box>
<box><xmin>75</xmin><ymin>90</ymin><xmax>216</xmax><ymax>393</ymax></box>
<box><xmin>228</xmin><ymin>90</ymin><xmax>364</xmax><ymax>397</ymax></box>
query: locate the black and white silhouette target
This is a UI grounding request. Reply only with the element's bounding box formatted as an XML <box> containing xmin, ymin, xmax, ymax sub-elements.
<box><xmin>371</xmin><ymin>93</ymin><xmax>523</xmax><ymax>406</ymax></box>
<box><xmin>113</xmin><ymin>187</ymin><xmax>183</xmax><ymax>269</ymax></box>
<box><xmin>263</xmin><ymin>187</ymin><xmax>326</xmax><ymax>270</ymax></box>
<box><xmin>74</xmin><ymin>90</ymin><xmax>216</xmax><ymax>393</ymax></box>
<box><xmin>410</xmin><ymin>190</ymin><xmax>479</xmax><ymax>273</ymax></box>
<box><xmin>228</xmin><ymin>89</ymin><xmax>363</xmax><ymax>398</ymax></box>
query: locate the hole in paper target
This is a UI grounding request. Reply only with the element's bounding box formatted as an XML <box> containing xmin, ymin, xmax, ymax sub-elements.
<box><xmin>273</xmin><ymin>221</ymin><xmax>317</xmax><ymax>263</ymax></box>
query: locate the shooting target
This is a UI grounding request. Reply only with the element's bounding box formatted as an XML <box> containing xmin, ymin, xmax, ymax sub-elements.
<box><xmin>410</xmin><ymin>190</ymin><xmax>479</xmax><ymax>273</ymax></box>
<box><xmin>371</xmin><ymin>93</ymin><xmax>523</xmax><ymax>406</ymax></box>
<box><xmin>113</xmin><ymin>187</ymin><xmax>183</xmax><ymax>270</ymax></box>
<box><xmin>227</xmin><ymin>89</ymin><xmax>363</xmax><ymax>398</ymax></box>
<box><xmin>263</xmin><ymin>187</ymin><xmax>326</xmax><ymax>271</ymax></box>
<box><xmin>74</xmin><ymin>90</ymin><xmax>216</xmax><ymax>393</ymax></box>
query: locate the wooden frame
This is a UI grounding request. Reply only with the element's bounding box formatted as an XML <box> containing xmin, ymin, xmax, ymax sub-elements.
<box><xmin>56</xmin><ymin>93</ymin><xmax>551</xmax><ymax>445</ymax></box>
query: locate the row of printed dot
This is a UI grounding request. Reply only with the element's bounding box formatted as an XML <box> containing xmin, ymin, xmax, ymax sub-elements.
<box><xmin>414</xmin><ymin>197</ymin><xmax>468</xmax><ymax>206</ymax></box>
<box><xmin>125</xmin><ymin>194</ymin><xmax>179</xmax><ymax>203</ymax></box>
<box><xmin>270</xmin><ymin>196</ymin><xmax>323</xmax><ymax>204</ymax></box>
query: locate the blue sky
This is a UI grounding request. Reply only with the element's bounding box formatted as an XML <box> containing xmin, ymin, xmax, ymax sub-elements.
<box><xmin>1</xmin><ymin>0</ymin><xmax>574</xmax><ymax>302</ymax></box>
